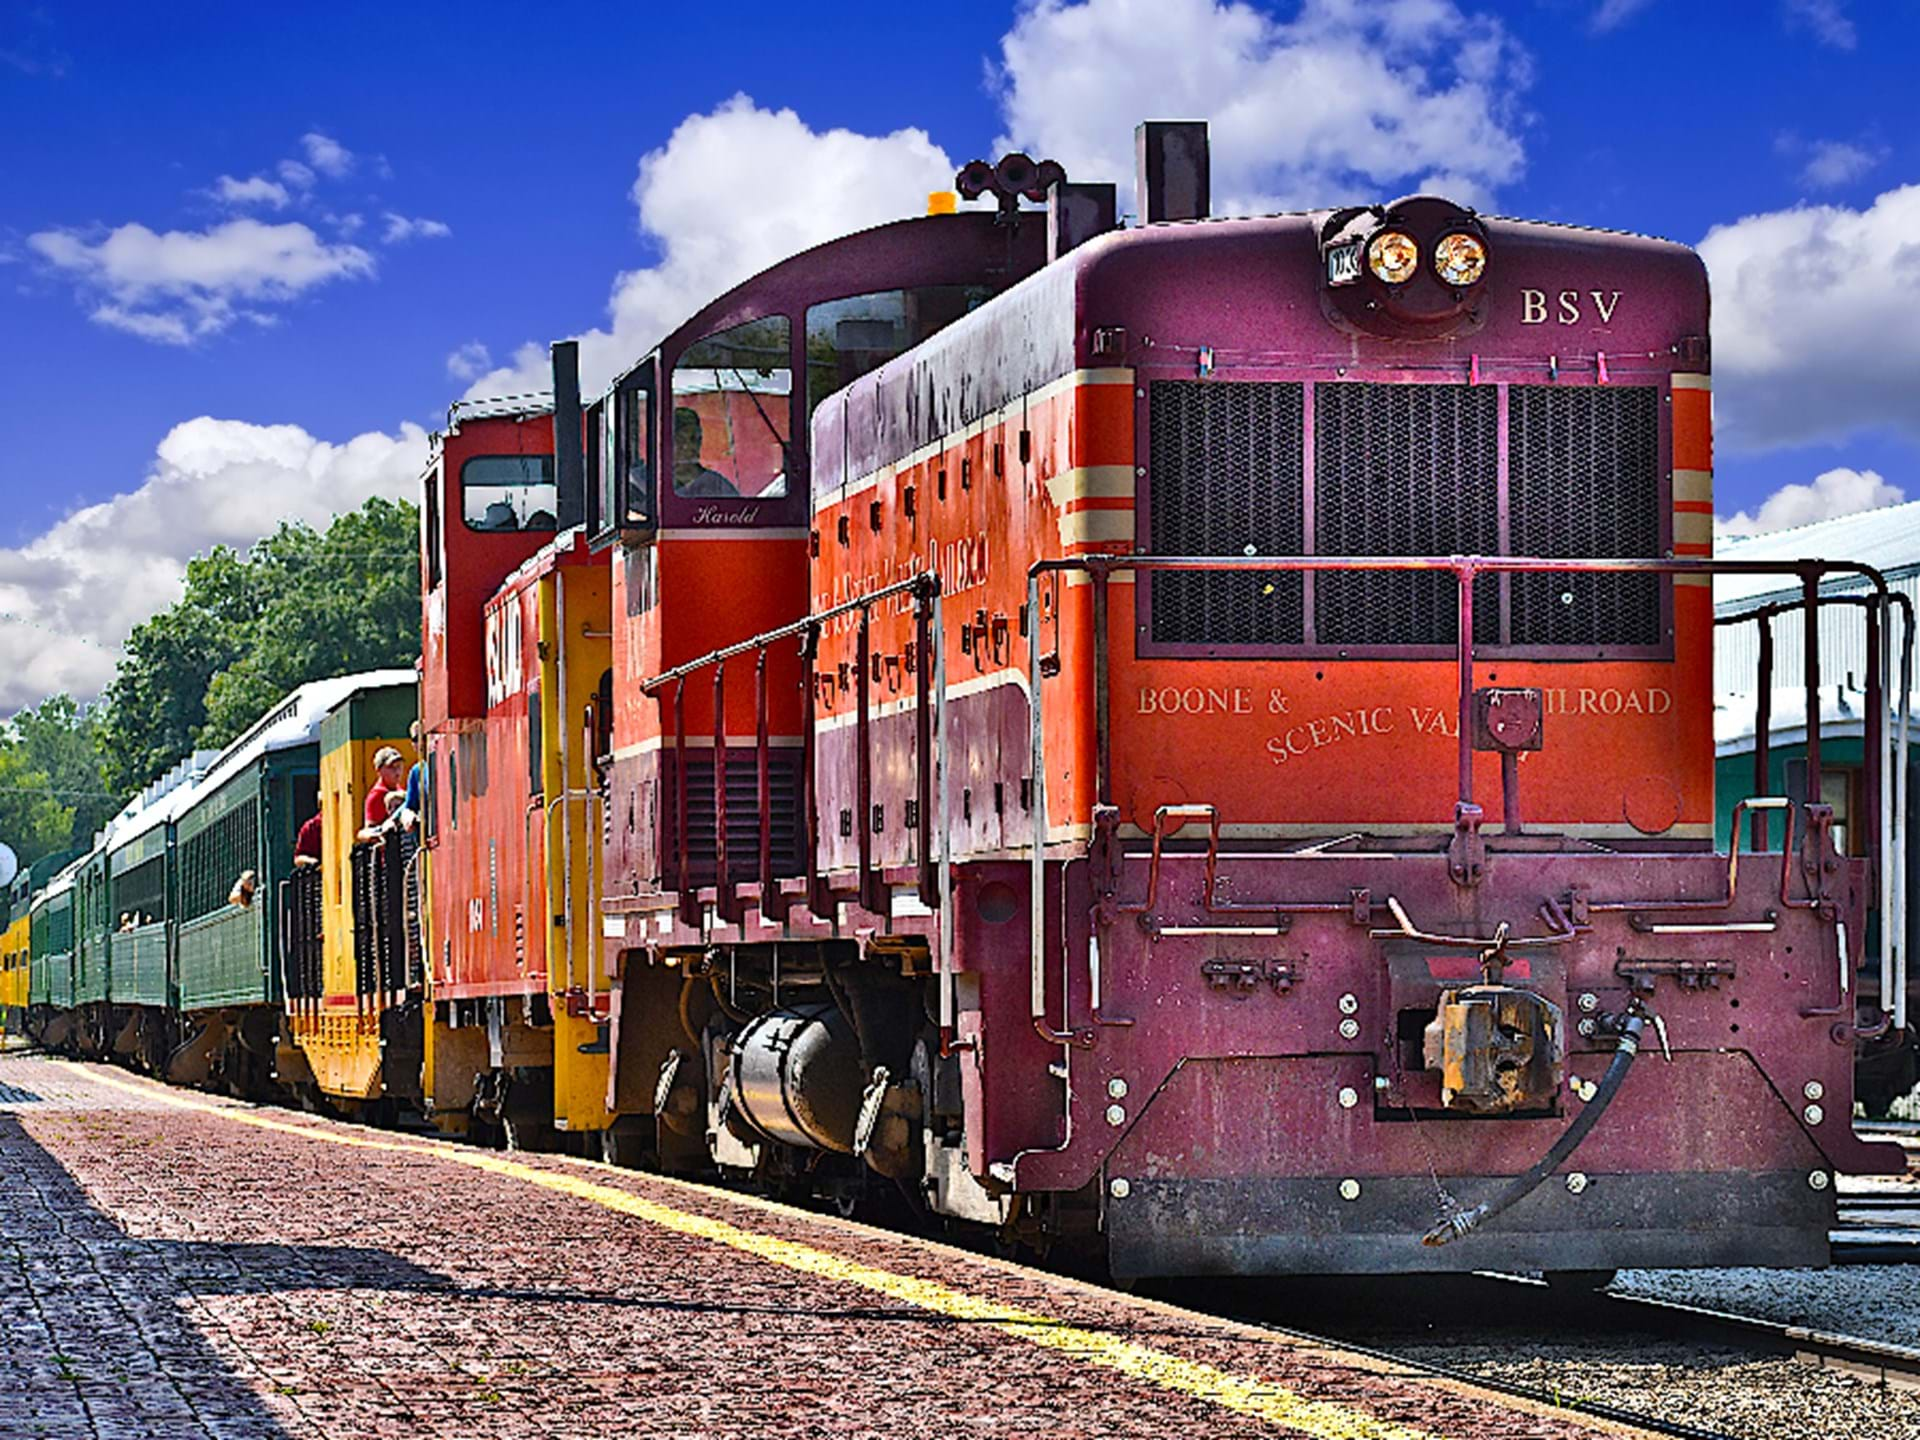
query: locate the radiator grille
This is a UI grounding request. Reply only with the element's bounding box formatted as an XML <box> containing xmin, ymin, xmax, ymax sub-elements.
<box><xmin>1315</xmin><ymin>383</ymin><xmax>1498</xmax><ymax>646</ymax></box>
<box><xmin>1148</xmin><ymin>381</ymin><xmax>1305</xmax><ymax>646</ymax></box>
<box><xmin>1508</xmin><ymin>386</ymin><xmax>1663</xmax><ymax>647</ymax></box>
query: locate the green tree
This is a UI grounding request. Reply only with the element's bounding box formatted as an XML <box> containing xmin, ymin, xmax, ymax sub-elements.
<box><xmin>90</xmin><ymin>496</ymin><xmax>420</xmax><ymax>794</ymax></box>
<box><xmin>94</xmin><ymin>545</ymin><xmax>261</xmax><ymax>796</ymax></box>
<box><xmin>7</xmin><ymin>694</ymin><xmax>118</xmax><ymax>852</ymax></box>
<box><xmin>0</xmin><ymin>744</ymin><xmax>72</xmax><ymax>867</ymax></box>
<box><xmin>200</xmin><ymin>497</ymin><xmax>419</xmax><ymax>744</ymax></box>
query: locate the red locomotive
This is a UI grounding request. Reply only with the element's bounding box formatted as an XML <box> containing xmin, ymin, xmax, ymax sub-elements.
<box><xmin>420</xmin><ymin>122</ymin><xmax>1908</xmax><ymax>1278</ymax></box>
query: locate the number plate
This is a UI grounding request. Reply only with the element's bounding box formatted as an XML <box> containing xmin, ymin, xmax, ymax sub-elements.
<box><xmin>1326</xmin><ymin>241</ymin><xmax>1362</xmax><ymax>286</ymax></box>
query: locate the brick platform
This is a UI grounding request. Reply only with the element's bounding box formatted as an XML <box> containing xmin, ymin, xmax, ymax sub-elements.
<box><xmin>0</xmin><ymin>1052</ymin><xmax>1656</xmax><ymax>1439</ymax></box>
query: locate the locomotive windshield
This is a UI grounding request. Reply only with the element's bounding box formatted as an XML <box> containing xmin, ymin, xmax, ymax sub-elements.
<box><xmin>671</xmin><ymin>315</ymin><xmax>791</xmax><ymax>500</ymax></box>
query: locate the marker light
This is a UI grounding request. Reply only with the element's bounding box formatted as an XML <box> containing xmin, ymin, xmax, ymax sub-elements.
<box><xmin>1367</xmin><ymin>230</ymin><xmax>1419</xmax><ymax>285</ymax></box>
<box><xmin>1433</xmin><ymin>232</ymin><xmax>1487</xmax><ymax>287</ymax></box>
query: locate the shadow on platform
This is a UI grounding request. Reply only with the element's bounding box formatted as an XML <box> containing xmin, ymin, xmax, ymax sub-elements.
<box><xmin>0</xmin><ymin>1112</ymin><xmax>445</xmax><ymax>1434</ymax></box>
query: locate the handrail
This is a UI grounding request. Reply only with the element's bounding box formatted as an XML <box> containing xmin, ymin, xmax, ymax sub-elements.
<box><xmin>1026</xmin><ymin>552</ymin><xmax>1902</xmax><ymax>1049</ymax></box>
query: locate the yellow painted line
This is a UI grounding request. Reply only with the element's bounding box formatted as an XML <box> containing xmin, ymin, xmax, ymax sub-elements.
<box><xmin>69</xmin><ymin>1066</ymin><xmax>1448</xmax><ymax>1440</ymax></box>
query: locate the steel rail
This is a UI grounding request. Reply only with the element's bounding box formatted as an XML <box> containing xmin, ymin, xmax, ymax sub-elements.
<box><xmin>1228</xmin><ymin>1309</ymin><xmax>1746</xmax><ymax>1440</ymax></box>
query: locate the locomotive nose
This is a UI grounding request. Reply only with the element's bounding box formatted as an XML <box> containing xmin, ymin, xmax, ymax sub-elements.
<box><xmin>1318</xmin><ymin>195</ymin><xmax>1492</xmax><ymax>340</ymax></box>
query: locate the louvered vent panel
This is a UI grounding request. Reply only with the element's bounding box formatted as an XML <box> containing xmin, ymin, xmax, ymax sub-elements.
<box><xmin>670</xmin><ymin>750</ymin><xmax>803</xmax><ymax>884</ymax></box>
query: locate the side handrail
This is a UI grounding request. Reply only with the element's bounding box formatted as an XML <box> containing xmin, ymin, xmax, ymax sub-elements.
<box><xmin>638</xmin><ymin>570</ymin><xmax>943</xmax><ymax>932</ymax></box>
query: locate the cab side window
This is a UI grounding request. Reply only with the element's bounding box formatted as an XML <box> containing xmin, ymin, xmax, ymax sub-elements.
<box><xmin>805</xmin><ymin>286</ymin><xmax>993</xmax><ymax>417</ymax></box>
<box><xmin>671</xmin><ymin>316</ymin><xmax>792</xmax><ymax>500</ymax></box>
<box><xmin>463</xmin><ymin>454</ymin><xmax>558</xmax><ymax>533</ymax></box>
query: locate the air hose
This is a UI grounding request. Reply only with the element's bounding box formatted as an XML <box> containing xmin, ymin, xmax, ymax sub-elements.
<box><xmin>1422</xmin><ymin>1012</ymin><xmax>1646</xmax><ymax>1247</ymax></box>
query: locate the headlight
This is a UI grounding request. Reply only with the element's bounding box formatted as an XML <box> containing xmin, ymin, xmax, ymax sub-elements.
<box><xmin>1367</xmin><ymin>230</ymin><xmax>1419</xmax><ymax>285</ymax></box>
<box><xmin>1433</xmin><ymin>232</ymin><xmax>1487</xmax><ymax>287</ymax></box>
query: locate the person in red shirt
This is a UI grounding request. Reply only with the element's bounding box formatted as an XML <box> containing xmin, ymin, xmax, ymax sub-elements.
<box><xmin>293</xmin><ymin>812</ymin><xmax>322</xmax><ymax>868</ymax></box>
<box><xmin>360</xmin><ymin>747</ymin><xmax>408</xmax><ymax>839</ymax></box>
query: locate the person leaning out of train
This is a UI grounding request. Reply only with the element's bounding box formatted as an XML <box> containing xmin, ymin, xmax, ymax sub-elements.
<box><xmin>293</xmin><ymin>811</ymin><xmax>322</xmax><ymax>869</ymax></box>
<box><xmin>358</xmin><ymin>747</ymin><xmax>408</xmax><ymax>842</ymax></box>
<box><xmin>398</xmin><ymin>722</ymin><xmax>425</xmax><ymax>834</ymax></box>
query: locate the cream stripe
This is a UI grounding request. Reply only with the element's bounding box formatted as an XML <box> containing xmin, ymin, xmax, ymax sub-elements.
<box><xmin>1670</xmin><ymin>373</ymin><xmax>1712</xmax><ymax>391</ymax></box>
<box><xmin>1044</xmin><ymin>464</ymin><xmax>1137</xmax><ymax>511</ymax></box>
<box><xmin>73</xmin><ymin>1066</ymin><xmax>1444</xmax><ymax>1440</ymax></box>
<box><xmin>1673</xmin><ymin>469</ymin><xmax>1713</xmax><ymax>505</ymax></box>
<box><xmin>611</xmin><ymin>735</ymin><xmax>804</xmax><ymax>761</ymax></box>
<box><xmin>1673</xmin><ymin>512</ymin><xmax>1714</xmax><ymax>548</ymax></box>
<box><xmin>1062</xmin><ymin>509</ymin><xmax>1136</xmax><ymax>547</ymax></box>
<box><xmin>1675</xmin><ymin>574</ymin><xmax>1712</xmax><ymax>589</ymax></box>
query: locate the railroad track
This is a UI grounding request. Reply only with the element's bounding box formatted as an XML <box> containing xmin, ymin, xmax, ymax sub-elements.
<box><xmin>1603</xmin><ymin>1287</ymin><xmax>1920</xmax><ymax>1392</ymax></box>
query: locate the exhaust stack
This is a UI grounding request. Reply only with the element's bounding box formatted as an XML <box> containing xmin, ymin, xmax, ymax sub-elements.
<box><xmin>1135</xmin><ymin>120</ymin><xmax>1210</xmax><ymax>223</ymax></box>
<box><xmin>550</xmin><ymin>339</ymin><xmax>584</xmax><ymax>532</ymax></box>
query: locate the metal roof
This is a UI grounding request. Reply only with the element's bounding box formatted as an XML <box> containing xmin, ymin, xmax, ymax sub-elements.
<box><xmin>1714</xmin><ymin>500</ymin><xmax>1920</xmax><ymax>610</ymax></box>
<box><xmin>191</xmin><ymin>668</ymin><xmax>416</xmax><ymax>800</ymax></box>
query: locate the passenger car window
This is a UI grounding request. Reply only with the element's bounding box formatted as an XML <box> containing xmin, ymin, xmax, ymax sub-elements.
<box><xmin>805</xmin><ymin>286</ymin><xmax>994</xmax><ymax>416</ymax></box>
<box><xmin>462</xmin><ymin>454</ymin><xmax>558</xmax><ymax>533</ymax></box>
<box><xmin>672</xmin><ymin>316</ymin><xmax>792</xmax><ymax>500</ymax></box>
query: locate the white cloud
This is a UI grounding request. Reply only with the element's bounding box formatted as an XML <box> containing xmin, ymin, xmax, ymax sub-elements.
<box><xmin>0</xmin><ymin>417</ymin><xmax>426</xmax><ymax>710</ymax></box>
<box><xmin>28</xmin><ymin>217</ymin><xmax>374</xmax><ymax>344</ymax></box>
<box><xmin>1798</xmin><ymin>139</ymin><xmax>1881</xmax><ymax>189</ymax></box>
<box><xmin>445</xmin><ymin>341</ymin><xmax>492</xmax><ymax>381</ymax></box>
<box><xmin>278</xmin><ymin>158</ymin><xmax>316</xmax><ymax>190</ymax></box>
<box><xmin>382</xmin><ymin>213</ymin><xmax>451</xmax><ymax>244</ymax></box>
<box><xmin>991</xmin><ymin>0</ymin><xmax>1529</xmax><ymax>216</ymax></box>
<box><xmin>1590</xmin><ymin>0</ymin><xmax>1655</xmax><ymax>30</ymax></box>
<box><xmin>1783</xmin><ymin>0</ymin><xmax>1855</xmax><ymax>48</ymax></box>
<box><xmin>1701</xmin><ymin>185</ymin><xmax>1920</xmax><ymax>451</ymax></box>
<box><xmin>301</xmin><ymin>131</ymin><xmax>354</xmax><ymax>179</ymax></box>
<box><xmin>1717</xmin><ymin>468</ymin><xmax>1903</xmax><ymax>539</ymax></box>
<box><xmin>460</xmin><ymin>95</ymin><xmax>959</xmax><ymax>398</ymax></box>
<box><xmin>214</xmin><ymin>174</ymin><xmax>291</xmax><ymax>210</ymax></box>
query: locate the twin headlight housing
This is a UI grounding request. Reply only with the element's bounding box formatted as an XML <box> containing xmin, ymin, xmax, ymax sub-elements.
<box><xmin>1366</xmin><ymin>229</ymin><xmax>1487</xmax><ymax>287</ymax></box>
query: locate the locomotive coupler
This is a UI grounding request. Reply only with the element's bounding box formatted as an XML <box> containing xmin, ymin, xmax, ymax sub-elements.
<box><xmin>1422</xmin><ymin>978</ymin><xmax>1565</xmax><ymax>1114</ymax></box>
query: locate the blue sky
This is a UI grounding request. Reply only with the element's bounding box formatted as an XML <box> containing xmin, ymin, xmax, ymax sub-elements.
<box><xmin>2</xmin><ymin>0</ymin><xmax>1916</xmax><ymax>707</ymax></box>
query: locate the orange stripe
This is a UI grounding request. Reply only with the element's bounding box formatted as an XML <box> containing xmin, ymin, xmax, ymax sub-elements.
<box><xmin>1672</xmin><ymin>389</ymin><xmax>1712</xmax><ymax>472</ymax></box>
<box><xmin>1674</xmin><ymin>542</ymin><xmax>1712</xmax><ymax>556</ymax></box>
<box><xmin>1063</xmin><ymin>496</ymin><xmax>1135</xmax><ymax>513</ymax></box>
<box><xmin>1673</xmin><ymin>500</ymin><xmax>1714</xmax><ymax>514</ymax></box>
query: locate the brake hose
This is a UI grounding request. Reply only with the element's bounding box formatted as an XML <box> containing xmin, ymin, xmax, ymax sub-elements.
<box><xmin>1422</xmin><ymin>1012</ymin><xmax>1646</xmax><ymax>1247</ymax></box>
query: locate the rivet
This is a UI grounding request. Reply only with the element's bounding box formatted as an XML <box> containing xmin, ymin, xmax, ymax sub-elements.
<box><xmin>1107</xmin><ymin>1077</ymin><xmax>1129</xmax><ymax>1100</ymax></box>
<box><xmin>1105</xmin><ymin>1104</ymin><xmax>1126</xmax><ymax>1127</ymax></box>
<box><xmin>1337</xmin><ymin>1086</ymin><xmax>1358</xmax><ymax>1109</ymax></box>
<box><xmin>1803</xmin><ymin>1080</ymin><xmax>1824</xmax><ymax>1101</ymax></box>
<box><xmin>1803</xmin><ymin>1103</ymin><xmax>1824</xmax><ymax>1126</ymax></box>
<box><xmin>1808</xmin><ymin>1170</ymin><xmax>1831</xmax><ymax>1191</ymax></box>
<box><xmin>1577</xmin><ymin>1018</ymin><xmax>1597</xmax><ymax>1038</ymax></box>
<box><xmin>1339</xmin><ymin>1178</ymin><xmax>1361</xmax><ymax>1201</ymax></box>
<box><xmin>1338</xmin><ymin>1018</ymin><xmax>1360</xmax><ymax>1040</ymax></box>
<box><xmin>1338</xmin><ymin>992</ymin><xmax>1359</xmax><ymax>1014</ymax></box>
<box><xmin>1578</xmin><ymin>992</ymin><xmax>1598</xmax><ymax>1013</ymax></box>
<box><xmin>1109</xmin><ymin>1177</ymin><xmax>1131</xmax><ymax>1199</ymax></box>
<box><xmin>1566</xmin><ymin>1172</ymin><xmax>1588</xmax><ymax>1194</ymax></box>
<box><xmin>1374</xmin><ymin>1075</ymin><xmax>1391</xmax><ymax>1092</ymax></box>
